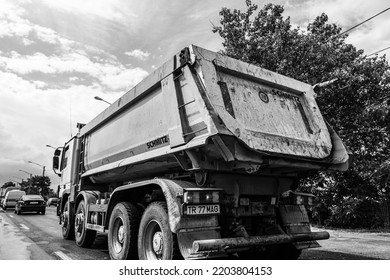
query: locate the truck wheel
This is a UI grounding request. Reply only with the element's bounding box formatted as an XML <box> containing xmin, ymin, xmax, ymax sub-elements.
<box><xmin>75</xmin><ymin>200</ymin><xmax>96</xmax><ymax>247</ymax></box>
<box><xmin>108</xmin><ymin>202</ymin><xmax>140</xmax><ymax>260</ymax></box>
<box><xmin>62</xmin><ymin>199</ymin><xmax>75</xmax><ymax>240</ymax></box>
<box><xmin>138</xmin><ymin>202</ymin><xmax>181</xmax><ymax>260</ymax></box>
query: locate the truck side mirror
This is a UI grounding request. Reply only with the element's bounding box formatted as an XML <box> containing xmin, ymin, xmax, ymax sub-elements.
<box><xmin>53</xmin><ymin>156</ymin><xmax>59</xmax><ymax>170</ymax></box>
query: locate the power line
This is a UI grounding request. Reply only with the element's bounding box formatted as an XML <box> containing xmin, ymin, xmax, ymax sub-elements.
<box><xmin>367</xmin><ymin>46</ymin><xmax>390</xmax><ymax>57</ymax></box>
<box><xmin>338</xmin><ymin>7</ymin><xmax>390</xmax><ymax>37</ymax></box>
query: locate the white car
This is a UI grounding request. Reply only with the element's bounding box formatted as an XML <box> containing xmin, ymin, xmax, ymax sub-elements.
<box><xmin>2</xmin><ymin>190</ymin><xmax>26</xmax><ymax>209</ymax></box>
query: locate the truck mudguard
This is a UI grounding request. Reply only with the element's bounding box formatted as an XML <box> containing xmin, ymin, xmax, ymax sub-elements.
<box><xmin>105</xmin><ymin>178</ymin><xmax>196</xmax><ymax>233</ymax></box>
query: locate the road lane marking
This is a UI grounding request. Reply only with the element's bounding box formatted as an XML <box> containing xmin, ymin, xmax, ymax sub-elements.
<box><xmin>54</xmin><ymin>251</ymin><xmax>72</xmax><ymax>260</ymax></box>
<box><xmin>20</xmin><ymin>224</ymin><xmax>30</xmax><ymax>230</ymax></box>
<box><xmin>9</xmin><ymin>215</ymin><xmax>14</xmax><ymax>218</ymax></box>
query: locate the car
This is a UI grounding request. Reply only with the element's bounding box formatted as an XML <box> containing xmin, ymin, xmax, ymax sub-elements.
<box><xmin>2</xmin><ymin>190</ymin><xmax>26</xmax><ymax>209</ymax></box>
<box><xmin>47</xmin><ymin>197</ymin><xmax>59</xmax><ymax>207</ymax></box>
<box><xmin>1</xmin><ymin>186</ymin><xmax>21</xmax><ymax>207</ymax></box>
<box><xmin>15</xmin><ymin>194</ymin><xmax>46</xmax><ymax>215</ymax></box>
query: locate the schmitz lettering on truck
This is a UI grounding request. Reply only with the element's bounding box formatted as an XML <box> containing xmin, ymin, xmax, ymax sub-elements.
<box><xmin>146</xmin><ymin>135</ymin><xmax>169</xmax><ymax>149</ymax></box>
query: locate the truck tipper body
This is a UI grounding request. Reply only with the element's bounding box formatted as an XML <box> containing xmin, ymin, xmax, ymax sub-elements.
<box><xmin>52</xmin><ymin>45</ymin><xmax>349</xmax><ymax>260</ymax></box>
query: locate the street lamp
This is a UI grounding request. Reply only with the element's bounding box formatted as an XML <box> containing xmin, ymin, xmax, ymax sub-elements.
<box><xmin>46</xmin><ymin>144</ymin><xmax>57</xmax><ymax>149</ymax></box>
<box><xmin>19</xmin><ymin>169</ymin><xmax>33</xmax><ymax>194</ymax></box>
<box><xmin>28</xmin><ymin>160</ymin><xmax>46</xmax><ymax>177</ymax></box>
<box><xmin>46</xmin><ymin>144</ymin><xmax>63</xmax><ymax>150</ymax></box>
<box><xmin>94</xmin><ymin>96</ymin><xmax>112</xmax><ymax>105</ymax></box>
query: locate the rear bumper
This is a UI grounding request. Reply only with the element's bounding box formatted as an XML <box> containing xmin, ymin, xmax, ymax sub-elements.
<box><xmin>4</xmin><ymin>202</ymin><xmax>17</xmax><ymax>208</ymax></box>
<box><xmin>192</xmin><ymin>231</ymin><xmax>329</xmax><ymax>253</ymax></box>
<box><xmin>19</xmin><ymin>205</ymin><xmax>45</xmax><ymax>212</ymax></box>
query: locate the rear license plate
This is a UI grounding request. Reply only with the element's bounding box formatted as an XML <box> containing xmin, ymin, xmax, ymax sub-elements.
<box><xmin>185</xmin><ymin>205</ymin><xmax>220</xmax><ymax>215</ymax></box>
<box><xmin>29</xmin><ymin>202</ymin><xmax>38</xmax><ymax>204</ymax></box>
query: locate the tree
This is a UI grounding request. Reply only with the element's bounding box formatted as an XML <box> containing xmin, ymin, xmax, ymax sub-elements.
<box><xmin>213</xmin><ymin>1</ymin><xmax>390</xmax><ymax>228</ymax></box>
<box><xmin>20</xmin><ymin>175</ymin><xmax>51</xmax><ymax>197</ymax></box>
<box><xmin>1</xmin><ymin>181</ymin><xmax>16</xmax><ymax>189</ymax></box>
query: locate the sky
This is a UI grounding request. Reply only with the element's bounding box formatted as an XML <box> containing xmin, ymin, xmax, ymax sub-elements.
<box><xmin>1</xmin><ymin>0</ymin><xmax>389</xmax><ymax>189</ymax></box>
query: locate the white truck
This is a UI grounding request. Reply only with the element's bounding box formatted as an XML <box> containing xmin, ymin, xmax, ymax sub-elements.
<box><xmin>52</xmin><ymin>45</ymin><xmax>349</xmax><ymax>260</ymax></box>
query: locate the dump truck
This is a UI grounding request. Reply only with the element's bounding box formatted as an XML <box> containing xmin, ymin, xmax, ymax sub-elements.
<box><xmin>52</xmin><ymin>45</ymin><xmax>349</xmax><ymax>260</ymax></box>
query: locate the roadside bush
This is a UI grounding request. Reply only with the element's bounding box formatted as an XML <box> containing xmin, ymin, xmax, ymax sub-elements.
<box><xmin>327</xmin><ymin>197</ymin><xmax>383</xmax><ymax>229</ymax></box>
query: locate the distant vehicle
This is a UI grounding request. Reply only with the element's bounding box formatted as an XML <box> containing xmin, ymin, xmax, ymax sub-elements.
<box><xmin>15</xmin><ymin>194</ymin><xmax>46</xmax><ymax>215</ymax></box>
<box><xmin>2</xmin><ymin>190</ymin><xmax>25</xmax><ymax>209</ymax></box>
<box><xmin>0</xmin><ymin>186</ymin><xmax>20</xmax><ymax>206</ymax></box>
<box><xmin>47</xmin><ymin>197</ymin><xmax>59</xmax><ymax>207</ymax></box>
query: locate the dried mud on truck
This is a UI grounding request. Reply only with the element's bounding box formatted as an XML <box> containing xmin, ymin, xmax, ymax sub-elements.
<box><xmin>52</xmin><ymin>45</ymin><xmax>349</xmax><ymax>260</ymax></box>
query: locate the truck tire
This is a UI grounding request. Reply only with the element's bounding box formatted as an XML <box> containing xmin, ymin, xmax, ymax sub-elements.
<box><xmin>75</xmin><ymin>200</ymin><xmax>96</xmax><ymax>247</ymax></box>
<box><xmin>62</xmin><ymin>199</ymin><xmax>75</xmax><ymax>240</ymax></box>
<box><xmin>138</xmin><ymin>202</ymin><xmax>181</xmax><ymax>260</ymax></box>
<box><xmin>108</xmin><ymin>202</ymin><xmax>140</xmax><ymax>260</ymax></box>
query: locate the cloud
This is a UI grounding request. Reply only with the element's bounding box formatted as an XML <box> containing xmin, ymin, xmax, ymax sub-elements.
<box><xmin>283</xmin><ymin>0</ymin><xmax>390</xmax><ymax>55</ymax></box>
<box><xmin>0</xmin><ymin>0</ymin><xmax>149</xmax><ymax>185</ymax></box>
<box><xmin>125</xmin><ymin>49</ymin><xmax>151</xmax><ymax>61</ymax></box>
<box><xmin>100</xmin><ymin>67</ymin><xmax>148</xmax><ymax>90</ymax></box>
<box><xmin>0</xmin><ymin>2</ymin><xmax>32</xmax><ymax>38</ymax></box>
<box><xmin>0</xmin><ymin>47</ymin><xmax>148</xmax><ymax>92</ymax></box>
<box><xmin>0</xmin><ymin>68</ymin><xmax>122</xmax><ymax>182</ymax></box>
<box><xmin>0</xmin><ymin>2</ymin><xmax>149</xmax><ymax>92</ymax></box>
<box><xmin>39</xmin><ymin>0</ymin><xmax>136</xmax><ymax>22</ymax></box>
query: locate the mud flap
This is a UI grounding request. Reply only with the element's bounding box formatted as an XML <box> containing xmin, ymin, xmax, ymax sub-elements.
<box><xmin>279</xmin><ymin>205</ymin><xmax>321</xmax><ymax>249</ymax></box>
<box><xmin>176</xmin><ymin>215</ymin><xmax>226</xmax><ymax>259</ymax></box>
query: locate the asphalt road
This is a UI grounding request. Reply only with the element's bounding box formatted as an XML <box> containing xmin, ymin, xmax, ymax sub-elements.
<box><xmin>0</xmin><ymin>206</ymin><xmax>109</xmax><ymax>260</ymax></box>
<box><xmin>301</xmin><ymin>227</ymin><xmax>390</xmax><ymax>260</ymax></box>
<box><xmin>1</xmin><ymin>206</ymin><xmax>389</xmax><ymax>260</ymax></box>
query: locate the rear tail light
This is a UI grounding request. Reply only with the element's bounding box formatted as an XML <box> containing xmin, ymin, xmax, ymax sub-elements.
<box><xmin>293</xmin><ymin>194</ymin><xmax>314</xmax><ymax>206</ymax></box>
<box><xmin>184</xmin><ymin>190</ymin><xmax>220</xmax><ymax>204</ymax></box>
<box><xmin>212</xmin><ymin>192</ymin><xmax>219</xmax><ymax>203</ymax></box>
<box><xmin>239</xmin><ymin>197</ymin><xmax>250</xmax><ymax>206</ymax></box>
<box><xmin>282</xmin><ymin>191</ymin><xmax>314</xmax><ymax>206</ymax></box>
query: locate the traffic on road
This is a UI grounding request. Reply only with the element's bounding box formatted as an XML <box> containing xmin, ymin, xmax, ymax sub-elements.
<box><xmin>1</xmin><ymin>204</ymin><xmax>390</xmax><ymax>260</ymax></box>
<box><xmin>0</xmin><ymin>206</ymin><xmax>109</xmax><ymax>260</ymax></box>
